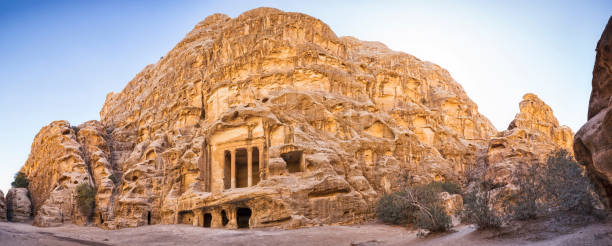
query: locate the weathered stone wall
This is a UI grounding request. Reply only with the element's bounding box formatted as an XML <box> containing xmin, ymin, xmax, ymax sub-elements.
<box><xmin>575</xmin><ymin>16</ymin><xmax>612</xmax><ymax>208</ymax></box>
<box><xmin>0</xmin><ymin>189</ymin><xmax>6</xmax><ymax>221</ymax></box>
<box><xmin>16</xmin><ymin>7</ymin><xmax>578</xmax><ymax>229</ymax></box>
<box><xmin>93</xmin><ymin>7</ymin><xmax>497</xmax><ymax>229</ymax></box>
<box><xmin>6</xmin><ymin>188</ymin><xmax>31</xmax><ymax>222</ymax></box>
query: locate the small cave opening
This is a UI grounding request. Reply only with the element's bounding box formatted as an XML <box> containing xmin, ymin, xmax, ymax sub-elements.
<box><xmin>221</xmin><ymin>210</ymin><xmax>229</xmax><ymax>226</ymax></box>
<box><xmin>236</xmin><ymin>207</ymin><xmax>252</xmax><ymax>229</ymax></box>
<box><xmin>147</xmin><ymin>211</ymin><xmax>151</xmax><ymax>225</ymax></box>
<box><xmin>281</xmin><ymin>150</ymin><xmax>303</xmax><ymax>173</ymax></box>
<box><xmin>99</xmin><ymin>213</ymin><xmax>104</xmax><ymax>224</ymax></box>
<box><xmin>203</xmin><ymin>213</ymin><xmax>212</xmax><ymax>228</ymax></box>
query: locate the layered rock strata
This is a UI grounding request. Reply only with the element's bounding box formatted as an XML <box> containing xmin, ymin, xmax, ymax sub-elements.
<box><xmin>483</xmin><ymin>93</ymin><xmax>573</xmax><ymax>187</ymax></box>
<box><xmin>19</xmin><ymin>8</ymin><xmax>497</xmax><ymax>229</ymax></box>
<box><xmin>575</xmin><ymin>16</ymin><xmax>612</xmax><ymax>208</ymax></box>
<box><xmin>6</xmin><ymin>188</ymin><xmax>31</xmax><ymax>222</ymax></box>
<box><xmin>16</xmin><ymin>7</ymin><xmax>577</xmax><ymax>229</ymax></box>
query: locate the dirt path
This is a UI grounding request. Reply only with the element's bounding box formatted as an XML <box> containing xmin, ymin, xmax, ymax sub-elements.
<box><xmin>0</xmin><ymin>221</ymin><xmax>610</xmax><ymax>246</ymax></box>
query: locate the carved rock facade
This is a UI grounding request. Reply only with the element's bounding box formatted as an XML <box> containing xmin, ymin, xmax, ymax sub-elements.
<box><xmin>16</xmin><ymin>8</ymin><xmax>576</xmax><ymax>229</ymax></box>
<box><xmin>575</xmin><ymin>17</ymin><xmax>612</xmax><ymax>208</ymax></box>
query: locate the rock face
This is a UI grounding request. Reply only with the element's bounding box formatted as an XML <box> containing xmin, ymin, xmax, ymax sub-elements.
<box><xmin>19</xmin><ymin>8</ymin><xmax>497</xmax><ymax>229</ymax></box>
<box><xmin>475</xmin><ymin>93</ymin><xmax>573</xmax><ymax>211</ymax></box>
<box><xmin>21</xmin><ymin>120</ymin><xmax>113</xmax><ymax>227</ymax></box>
<box><xmin>6</xmin><ymin>188</ymin><xmax>31</xmax><ymax>222</ymax></box>
<box><xmin>484</xmin><ymin>94</ymin><xmax>573</xmax><ymax>187</ymax></box>
<box><xmin>17</xmin><ymin>7</ymin><xmax>573</xmax><ymax>229</ymax></box>
<box><xmin>575</xmin><ymin>17</ymin><xmax>612</xmax><ymax>208</ymax></box>
<box><xmin>0</xmin><ymin>189</ymin><xmax>6</xmax><ymax>221</ymax></box>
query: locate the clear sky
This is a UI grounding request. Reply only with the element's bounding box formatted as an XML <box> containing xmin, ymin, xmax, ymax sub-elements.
<box><xmin>1</xmin><ymin>0</ymin><xmax>610</xmax><ymax>194</ymax></box>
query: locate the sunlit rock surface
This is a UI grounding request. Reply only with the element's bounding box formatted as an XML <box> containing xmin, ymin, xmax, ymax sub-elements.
<box><xmin>575</xmin><ymin>16</ymin><xmax>612</xmax><ymax>208</ymax></box>
<box><xmin>484</xmin><ymin>93</ymin><xmax>573</xmax><ymax>187</ymax></box>
<box><xmin>15</xmin><ymin>7</ymin><xmax>576</xmax><ymax>229</ymax></box>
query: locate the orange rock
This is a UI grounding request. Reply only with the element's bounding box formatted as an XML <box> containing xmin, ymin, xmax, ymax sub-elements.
<box><xmin>575</xmin><ymin>17</ymin><xmax>612</xmax><ymax>208</ymax></box>
<box><xmin>16</xmin><ymin>8</ymin><xmax>575</xmax><ymax>229</ymax></box>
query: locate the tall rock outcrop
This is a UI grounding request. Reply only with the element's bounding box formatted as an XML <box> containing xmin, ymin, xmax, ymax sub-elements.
<box><xmin>97</xmin><ymin>7</ymin><xmax>495</xmax><ymax>229</ymax></box>
<box><xmin>484</xmin><ymin>93</ymin><xmax>573</xmax><ymax>187</ymax></box>
<box><xmin>575</xmin><ymin>17</ymin><xmax>612</xmax><ymax>208</ymax></box>
<box><xmin>6</xmin><ymin>188</ymin><xmax>31</xmax><ymax>222</ymax></box>
<box><xmin>16</xmin><ymin>7</ymin><xmax>573</xmax><ymax>229</ymax></box>
<box><xmin>0</xmin><ymin>189</ymin><xmax>6</xmax><ymax>221</ymax></box>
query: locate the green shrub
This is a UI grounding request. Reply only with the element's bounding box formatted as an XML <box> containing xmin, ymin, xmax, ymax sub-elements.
<box><xmin>541</xmin><ymin>150</ymin><xmax>599</xmax><ymax>214</ymax></box>
<box><xmin>426</xmin><ymin>181</ymin><xmax>462</xmax><ymax>195</ymax></box>
<box><xmin>415</xmin><ymin>204</ymin><xmax>451</xmax><ymax>232</ymax></box>
<box><xmin>376</xmin><ymin>191</ymin><xmax>415</xmax><ymax>224</ymax></box>
<box><xmin>462</xmin><ymin>181</ymin><xmax>504</xmax><ymax>229</ymax></box>
<box><xmin>76</xmin><ymin>183</ymin><xmax>96</xmax><ymax>219</ymax></box>
<box><xmin>509</xmin><ymin>163</ymin><xmax>543</xmax><ymax>220</ymax></box>
<box><xmin>11</xmin><ymin>172</ymin><xmax>29</xmax><ymax>188</ymax></box>
<box><xmin>108</xmin><ymin>175</ymin><xmax>117</xmax><ymax>184</ymax></box>
<box><xmin>376</xmin><ymin>181</ymin><xmax>453</xmax><ymax>233</ymax></box>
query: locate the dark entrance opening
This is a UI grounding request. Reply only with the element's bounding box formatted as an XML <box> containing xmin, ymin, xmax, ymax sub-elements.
<box><xmin>281</xmin><ymin>150</ymin><xmax>303</xmax><ymax>173</ymax></box>
<box><xmin>203</xmin><ymin>213</ymin><xmax>212</xmax><ymax>227</ymax></box>
<box><xmin>99</xmin><ymin>213</ymin><xmax>104</xmax><ymax>224</ymax></box>
<box><xmin>221</xmin><ymin>210</ymin><xmax>229</xmax><ymax>226</ymax></box>
<box><xmin>252</xmin><ymin>147</ymin><xmax>260</xmax><ymax>185</ymax></box>
<box><xmin>235</xmin><ymin>148</ymin><xmax>248</xmax><ymax>188</ymax></box>
<box><xmin>236</xmin><ymin>207</ymin><xmax>252</xmax><ymax>229</ymax></box>
<box><xmin>147</xmin><ymin>211</ymin><xmax>151</xmax><ymax>225</ymax></box>
<box><xmin>224</xmin><ymin>150</ymin><xmax>231</xmax><ymax>189</ymax></box>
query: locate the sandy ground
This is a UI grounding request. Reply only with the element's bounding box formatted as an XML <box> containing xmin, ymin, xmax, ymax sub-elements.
<box><xmin>1</xmin><ymin>221</ymin><xmax>611</xmax><ymax>246</ymax></box>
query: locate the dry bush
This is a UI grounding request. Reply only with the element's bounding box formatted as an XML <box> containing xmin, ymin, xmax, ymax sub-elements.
<box><xmin>462</xmin><ymin>180</ymin><xmax>504</xmax><ymax>229</ymax></box>
<box><xmin>509</xmin><ymin>163</ymin><xmax>544</xmax><ymax>220</ymax></box>
<box><xmin>376</xmin><ymin>179</ymin><xmax>453</xmax><ymax>233</ymax></box>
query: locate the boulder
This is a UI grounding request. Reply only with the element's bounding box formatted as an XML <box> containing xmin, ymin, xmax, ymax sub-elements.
<box><xmin>0</xmin><ymin>189</ymin><xmax>6</xmax><ymax>221</ymax></box>
<box><xmin>6</xmin><ymin>188</ymin><xmax>31</xmax><ymax>222</ymax></box>
<box><xmin>574</xmin><ymin>16</ymin><xmax>612</xmax><ymax>208</ymax></box>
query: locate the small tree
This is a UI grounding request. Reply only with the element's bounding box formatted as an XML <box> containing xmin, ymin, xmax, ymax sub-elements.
<box><xmin>376</xmin><ymin>191</ymin><xmax>414</xmax><ymax>224</ymax></box>
<box><xmin>463</xmin><ymin>180</ymin><xmax>504</xmax><ymax>229</ymax></box>
<box><xmin>11</xmin><ymin>172</ymin><xmax>29</xmax><ymax>188</ymax></box>
<box><xmin>541</xmin><ymin>150</ymin><xmax>598</xmax><ymax>214</ymax></box>
<box><xmin>509</xmin><ymin>163</ymin><xmax>544</xmax><ymax>220</ymax></box>
<box><xmin>376</xmin><ymin>181</ymin><xmax>453</xmax><ymax>234</ymax></box>
<box><xmin>76</xmin><ymin>183</ymin><xmax>96</xmax><ymax>219</ymax></box>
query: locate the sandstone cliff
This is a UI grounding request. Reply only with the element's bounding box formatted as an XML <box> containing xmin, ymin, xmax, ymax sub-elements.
<box><xmin>474</xmin><ymin>94</ymin><xmax>573</xmax><ymax>210</ymax></box>
<box><xmin>575</xmin><ymin>16</ymin><xmax>612</xmax><ymax>208</ymax></box>
<box><xmin>16</xmin><ymin>7</ymin><xmax>576</xmax><ymax>230</ymax></box>
<box><xmin>19</xmin><ymin>8</ymin><xmax>497</xmax><ymax>229</ymax></box>
<box><xmin>484</xmin><ymin>93</ymin><xmax>573</xmax><ymax>187</ymax></box>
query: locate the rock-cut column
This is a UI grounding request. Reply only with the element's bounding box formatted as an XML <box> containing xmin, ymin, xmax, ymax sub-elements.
<box><xmin>230</xmin><ymin>149</ymin><xmax>236</xmax><ymax>189</ymax></box>
<box><xmin>247</xmin><ymin>147</ymin><xmax>253</xmax><ymax>187</ymax></box>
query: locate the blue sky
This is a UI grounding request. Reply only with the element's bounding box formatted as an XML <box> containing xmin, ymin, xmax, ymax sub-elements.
<box><xmin>0</xmin><ymin>0</ymin><xmax>610</xmax><ymax>193</ymax></box>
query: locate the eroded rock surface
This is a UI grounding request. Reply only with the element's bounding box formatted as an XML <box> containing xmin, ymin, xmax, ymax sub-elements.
<box><xmin>575</xmin><ymin>17</ymin><xmax>612</xmax><ymax>208</ymax></box>
<box><xmin>6</xmin><ymin>188</ymin><xmax>31</xmax><ymax>222</ymax></box>
<box><xmin>484</xmin><ymin>93</ymin><xmax>573</xmax><ymax>187</ymax></box>
<box><xmin>0</xmin><ymin>189</ymin><xmax>6</xmax><ymax>221</ymax></box>
<box><xmin>475</xmin><ymin>93</ymin><xmax>574</xmax><ymax>211</ymax></box>
<box><xmin>16</xmin><ymin>7</ymin><xmax>576</xmax><ymax>229</ymax></box>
